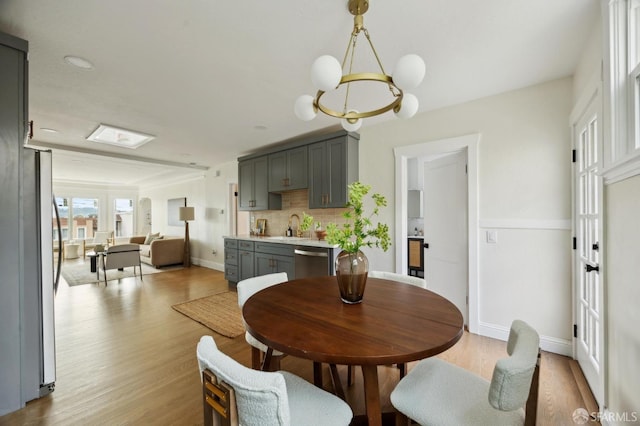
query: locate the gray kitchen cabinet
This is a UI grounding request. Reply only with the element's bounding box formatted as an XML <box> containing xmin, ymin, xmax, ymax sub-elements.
<box><xmin>268</xmin><ymin>146</ymin><xmax>308</xmax><ymax>192</ymax></box>
<box><xmin>224</xmin><ymin>238</ymin><xmax>294</xmax><ymax>284</ymax></box>
<box><xmin>254</xmin><ymin>242</ymin><xmax>295</xmax><ymax>278</ymax></box>
<box><xmin>308</xmin><ymin>134</ymin><xmax>359</xmax><ymax>209</ymax></box>
<box><xmin>238</xmin><ymin>156</ymin><xmax>281</xmax><ymax>211</ymax></box>
<box><xmin>238</xmin><ymin>240</ymin><xmax>255</xmax><ymax>281</ymax></box>
<box><xmin>225</xmin><ymin>239</ymin><xmax>256</xmax><ymax>284</ymax></box>
<box><xmin>223</xmin><ymin>239</ymin><xmax>239</xmax><ymax>283</ymax></box>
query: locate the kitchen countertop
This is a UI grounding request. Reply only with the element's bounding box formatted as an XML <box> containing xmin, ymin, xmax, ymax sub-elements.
<box><xmin>224</xmin><ymin>234</ymin><xmax>337</xmax><ymax>249</ymax></box>
<box><xmin>408</xmin><ymin>235</ymin><xmax>425</xmax><ymax>239</ymax></box>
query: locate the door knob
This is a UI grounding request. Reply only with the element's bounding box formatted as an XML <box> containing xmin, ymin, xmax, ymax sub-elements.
<box><xmin>585</xmin><ymin>264</ymin><xmax>599</xmax><ymax>273</ymax></box>
<box><xmin>592</xmin><ymin>242</ymin><xmax>599</xmax><ymax>251</ymax></box>
<box><xmin>423</xmin><ymin>243</ymin><xmax>429</xmax><ymax>249</ymax></box>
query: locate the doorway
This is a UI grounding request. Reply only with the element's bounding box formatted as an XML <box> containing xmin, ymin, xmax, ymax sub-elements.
<box><xmin>394</xmin><ymin>133</ymin><xmax>479</xmax><ymax>332</ymax></box>
<box><xmin>229</xmin><ymin>183</ymin><xmax>250</xmax><ymax>236</ymax></box>
<box><xmin>572</xmin><ymin>93</ymin><xmax>604</xmax><ymax>406</ymax></box>
<box><xmin>423</xmin><ymin>150</ymin><xmax>469</xmax><ymax>326</ymax></box>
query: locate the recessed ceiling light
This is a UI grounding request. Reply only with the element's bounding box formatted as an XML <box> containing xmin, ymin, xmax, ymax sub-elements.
<box><xmin>64</xmin><ymin>55</ymin><xmax>94</xmax><ymax>70</ymax></box>
<box><xmin>86</xmin><ymin>124</ymin><xmax>154</xmax><ymax>149</ymax></box>
<box><xmin>40</xmin><ymin>128</ymin><xmax>59</xmax><ymax>133</ymax></box>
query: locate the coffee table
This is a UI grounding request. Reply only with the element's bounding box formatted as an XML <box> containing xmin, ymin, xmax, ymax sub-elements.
<box><xmin>85</xmin><ymin>251</ymin><xmax>103</xmax><ymax>278</ymax></box>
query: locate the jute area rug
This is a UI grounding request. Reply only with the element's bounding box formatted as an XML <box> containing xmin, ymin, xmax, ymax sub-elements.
<box><xmin>61</xmin><ymin>262</ymin><xmax>178</xmax><ymax>286</ymax></box>
<box><xmin>171</xmin><ymin>292</ymin><xmax>244</xmax><ymax>338</ymax></box>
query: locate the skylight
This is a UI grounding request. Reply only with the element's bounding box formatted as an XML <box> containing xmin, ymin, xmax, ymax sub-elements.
<box><xmin>86</xmin><ymin>124</ymin><xmax>154</xmax><ymax>149</ymax></box>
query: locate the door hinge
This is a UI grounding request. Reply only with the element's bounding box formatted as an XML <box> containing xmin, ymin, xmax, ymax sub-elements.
<box><xmin>573</xmin><ymin>324</ymin><xmax>578</xmax><ymax>338</ymax></box>
<box><xmin>465</xmin><ymin>164</ymin><xmax>468</xmax><ymax>174</ymax></box>
<box><xmin>573</xmin><ymin>237</ymin><xmax>577</xmax><ymax>250</ymax></box>
<box><xmin>572</xmin><ymin>149</ymin><xmax>577</xmax><ymax>163</ymax></box>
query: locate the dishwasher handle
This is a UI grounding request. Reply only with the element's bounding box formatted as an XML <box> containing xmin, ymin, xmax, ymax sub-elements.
<box><xmin>294</xmin><ymin>249</ymin><xmax>329</xmax><ymax>258</ymax></box>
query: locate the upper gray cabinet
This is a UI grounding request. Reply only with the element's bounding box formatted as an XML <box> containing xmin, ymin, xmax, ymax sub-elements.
<box><xmin>308</xmin><ymin>134</ymin><xmax>359</xmax><ymax>209</ymax></box>
<box><xmin>238</xmin><ymin>130</ymin><xmax>359</xmax><ymax>210</ymax></box>
<box><xmin>239</xmin><ymin>156</ymin><xmax>281</xmax><ymax>211</ymax></box>
<box><xmin>268</xmin><ymin>146</ymin><xmax>308</xmax><ymax>192</ymax></box>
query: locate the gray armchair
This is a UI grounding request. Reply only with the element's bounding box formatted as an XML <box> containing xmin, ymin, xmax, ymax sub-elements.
<box><xmin>99</xmin><ymin>244</ymin><xmax>142</xmax><ymax>285</ymax></box>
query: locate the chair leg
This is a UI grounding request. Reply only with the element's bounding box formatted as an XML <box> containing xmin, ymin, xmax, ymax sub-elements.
<box><xmin>347</xmin><ymin>365</ymin><xmax>355</xmax><ymax>386</ymax></box>
<box><xmin>329</xmin><ymin>364</ymin><xmax>346</xmax><ymax>400</ymax></box>
<box><xmin>251</xmin><ymin>346</ymin><xmax>261</xmax><ymax>370</ymax></box>
<box><xmin>398</xmin><ymin>363</ymin><xmax>406</xmax><ymax>379</ymax></box>
<box><xmin>395</xmin><ymin>410</ymin><xmax>409</xmax><ymax>426</ymax></box>
<box><xmin>313</xmin><ymin>362</ymin><xmax>323</xmax><ymax>388</ymax></box>
<box><xmin>102</xmin><ymin>256</ymin><xmax>107</xmax><ymax>286</ymax></box>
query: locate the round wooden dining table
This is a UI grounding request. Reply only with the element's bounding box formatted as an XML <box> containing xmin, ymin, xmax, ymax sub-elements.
<box><xmin>242</xmin><ymin>276</ymin><xmax>464</xmax><ymax>426</ymax></box>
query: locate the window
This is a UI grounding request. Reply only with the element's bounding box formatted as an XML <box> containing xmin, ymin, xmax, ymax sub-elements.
<box><xmin>603</xmin><ymin>0</ymin><xmax>640</xmax><ymax>179</ymax></box>
<box><xmin>631</xmin><ymin>0</ymin><xmax>640</xmax><ymax>149</ymax></box>
<box><xmin>53</xmin><ymin>197</ymin><xmax>69</xmax><ymax>242</ymax></box>
<box><xmin>114</xmin><ymin>198</ymin><xmax>134</xmax><ymax>237</ymax></box>
<box><xmin>72</xmin><ymin>198</ymin><xmax>99</xmax><ymax>240</ymax></box>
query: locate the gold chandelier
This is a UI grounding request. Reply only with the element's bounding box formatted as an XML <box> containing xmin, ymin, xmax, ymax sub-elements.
<box><xmin>294</xmin><ymin>0</ymin><xmax>425</xmax><ymax>131</ymax></box>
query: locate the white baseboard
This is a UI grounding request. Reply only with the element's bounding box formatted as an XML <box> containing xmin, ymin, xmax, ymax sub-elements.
<box><xmin>191</xmin><ymin>258</ymin><xmax>224</xmax><ymax>272</ymax></box>
<box><xmin>478</xmin><ymin>321</ymin><xmax>572</xmax><ymax>356</ymax></box>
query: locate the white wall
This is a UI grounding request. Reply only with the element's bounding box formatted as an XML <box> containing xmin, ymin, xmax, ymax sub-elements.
<box><xmin>359</xmin><ymin>77</ymin><xmax>574</xmax><ymax>353</ymax></box>
<box><xmin>138</xmin><ymin>160</ymin><xmax>237</xmax><ymax>271</ymax></box>
<box><xmin>605</xmin><ymin>175</ymin><xmax>640</xmax><ymax>420</ymax></box>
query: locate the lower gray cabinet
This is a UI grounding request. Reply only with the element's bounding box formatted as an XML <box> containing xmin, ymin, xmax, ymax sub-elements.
<box><xmin>254</xmin><ymin>242</ymin><xmax>295</xmax><ymax>278</ymax></box>
<box><xmin>224</xmin><ymin>239</ymin><xmax>238</xmax><ymax>282</ymax></box>
<box><xmin>255</xmin><ymin>252</ymin><xmax>294</xmax><ymax>277</ymax></box>
<box><xmin>224</xmin><ymin>238</ymin><xmax>295</xmax><ymax>284</ymax></box>
<box><xmin>238</xmin><ymin>240</ymin><xmax>255</xmax><ymax>281</ymax></box>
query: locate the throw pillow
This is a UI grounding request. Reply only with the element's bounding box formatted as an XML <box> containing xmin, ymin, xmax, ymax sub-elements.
<box><xmin>143</xmin><ymin>232</ymin><xmax>160</xmax><ymax>245</ymax></box>
<box><xmin>148</xmin><ymin>234</ymin><xmax>162</xmax><ymax>244</ymax></box>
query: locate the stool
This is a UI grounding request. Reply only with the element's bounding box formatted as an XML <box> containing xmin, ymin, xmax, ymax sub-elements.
<box><xmin>65</xmin><ymin>243</ymin><xmax>80</xmax><ymax>259</ymax></box>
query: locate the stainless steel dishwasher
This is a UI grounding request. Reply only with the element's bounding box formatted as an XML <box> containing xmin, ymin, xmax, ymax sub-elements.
<box><xmin>294</xmin><ymin>246</ymin><xmax>334</xmax><ymax>278</ymax></box>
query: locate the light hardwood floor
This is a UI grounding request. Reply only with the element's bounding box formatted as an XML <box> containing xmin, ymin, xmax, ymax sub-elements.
<box><xmin>0</xmin><ymin>262</ymin><xmax>599</xmax><ymax>425</ymax></box>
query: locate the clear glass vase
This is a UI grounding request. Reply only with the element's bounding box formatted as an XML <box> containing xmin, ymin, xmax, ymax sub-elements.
<box><xmin>335</xmin><ymin>250</ymin><xmax>369</xmax><ymax>304</ymax></box>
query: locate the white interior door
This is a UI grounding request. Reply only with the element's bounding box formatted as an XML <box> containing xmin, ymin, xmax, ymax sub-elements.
<box><xmin>423</xmin><ymin>150</ymin><xmax>468</xmax><ymax>326</ymax></box>
<box><xmin>574</xmin><ymin>99</ymin><xmax>604</xmax><ymax>406</ymax></box>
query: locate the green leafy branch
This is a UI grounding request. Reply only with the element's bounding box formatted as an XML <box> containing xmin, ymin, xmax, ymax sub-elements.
<box><xmin>326</xmin><ymin>182</ymin><xmax>391</xmax><ymax>254</ymax></box>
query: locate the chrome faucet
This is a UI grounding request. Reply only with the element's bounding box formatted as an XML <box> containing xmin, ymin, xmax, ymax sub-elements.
<box><xmin>289</xmin><ymin>214</ymin><xmax>301</xmax><ymax>237</ymax></box>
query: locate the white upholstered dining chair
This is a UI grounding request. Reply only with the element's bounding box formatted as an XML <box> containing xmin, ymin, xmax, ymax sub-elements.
<box><xmin>368</xmin><ymin>270</ymin><xmax>427</xmax><ymax>289</ymax></box>
<box><xmin>236</xmin><ymin>272</ymin><xmax>288</xmax><ymax>371</ymax></box>
<box><xmin>390</xmin><ymin>319</ymin><xmax>541</xmax><ymax>426</ymax></box>
<box><xmin>197</xmin><ymin>335</ymin><xmax>353</xmax><ymax>426</ymax></box>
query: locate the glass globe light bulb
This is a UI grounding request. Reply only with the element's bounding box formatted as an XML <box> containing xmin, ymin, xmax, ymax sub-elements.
<box><xmin>311</xmin><ymin>55</ymin><xmax>343</xmax><ymax>92</ymax></box>
<box><xmin>341</xmin><ymin>111</ymin><xmax>362</xmax><ymax>132</ymax></box>
<box><xmin>393</xmin><ymin>54</ymin><xmax>426</xmax><ymax>91</ymax></box>
<box><xmin>294</xmin><ymin>95</ymin><xmax>317</xmax><ymax>121</ymax></box>
<box><xmin>394</xmin><ymin>93</ymin><xmax>419</xmax><ymax>119</ymax></box>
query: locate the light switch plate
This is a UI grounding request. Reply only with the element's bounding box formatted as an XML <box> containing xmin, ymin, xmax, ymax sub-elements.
<box><xmin>487</xmin><ymin>230</ymin><xmax>498</xmax><ymax>244</ymax></box>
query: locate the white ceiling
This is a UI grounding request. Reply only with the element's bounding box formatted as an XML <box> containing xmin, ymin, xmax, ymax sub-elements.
<box><xmin>0</xmin><ymin>0</ymin><xmax>600</xmax><ymax>186</ymax></box>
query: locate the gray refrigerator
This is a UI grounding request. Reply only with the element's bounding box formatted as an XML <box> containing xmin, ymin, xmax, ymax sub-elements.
<box><xmin>21</xmin><ymin>147</ymin><xmax>57</xmax><ymax>403</ymax></box>
<box><xmin>1</xmin><ymin>31</ymin><xmax>57</xmax><ymax>416</ymax></box>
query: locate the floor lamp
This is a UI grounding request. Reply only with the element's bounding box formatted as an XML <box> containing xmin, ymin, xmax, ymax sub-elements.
<box><xmin>179</xmin><ymin>206</ymin><xmax>194</xmax><ymax>267</ymax></box>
